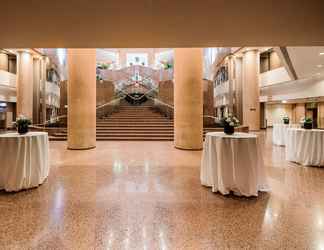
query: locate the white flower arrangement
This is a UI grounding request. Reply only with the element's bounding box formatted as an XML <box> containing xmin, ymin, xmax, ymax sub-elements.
<box><xmin>223</xmin><ymin>114</ymin><xmax>240</xmax><ymax>127</ymax></box>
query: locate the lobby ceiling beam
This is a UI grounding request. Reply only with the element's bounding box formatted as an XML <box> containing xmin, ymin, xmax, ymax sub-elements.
<box><xmin>276</xmin><ymin>47</ymin><xmax>299</xmax><ymax>80</ymax></box>
<box><xmin>1</xmin><ymin>0</ymin><xmax>324</xmax><ymax>48</ymax></box>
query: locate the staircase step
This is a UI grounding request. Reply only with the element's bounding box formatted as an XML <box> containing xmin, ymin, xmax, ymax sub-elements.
<box><xmin>96</xmin><ymin>123</ymin><xmax>174</xmax><ymax>126</ymax></box>
<box><xmin>100</xmin><ymin>114</ymin><xmax>166</xmax><ymax>117</ymax></box>
<box><xmin>101</xmin><ymin>118</ymin><xmax>169</xmax><ymax>121</ymax></box>
<box><xmin>96</xmin><ymin>127</ymin><xmax>173</xmax><ymax>131</ymax></box>
<box><xmin>96</xmin><ymin>137</ymin><xmax>173</xmax><ymax>141</ymax></box>
<box><xmin>96</xmin><ymin>125</ymin><xmax>174</xmax><ymax>128</ymax></box>
<box><xmin>50</xmin><ymin>104</ymin><xmax>177</xmax><ymax>141</ymax></box>
<box><xmin>119</xmin><ymin>106</ymin><xmax>153</xmax><ymax>109</ymax></box>
<box><xmin>49</xmin><ymin>136</ymin><xmax>174</xmax><ymax>141</ymax></box>
<box><xmin>107</xmin><ymin>115</ymin><xmax>163</xmax><ymax>117</ymax></box>
<box><xmin>54</xmin><ymin>130</ymin><xmax>214</xmax><ymax>135</ymax></box>
<box><xmin>55</xmin><ymin>131</ymin><xmax>174</xmax><ymax>136</ymax></box>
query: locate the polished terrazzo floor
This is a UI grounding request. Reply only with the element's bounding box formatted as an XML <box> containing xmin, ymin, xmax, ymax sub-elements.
<box><xmin>1</xmin><ymin>130</ymin><xmax>324</xmax><ymax>249</ymax></box>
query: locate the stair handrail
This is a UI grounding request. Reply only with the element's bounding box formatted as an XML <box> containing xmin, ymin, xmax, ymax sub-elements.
<box><xmin>151</xmin><ymin>98</ymin><xmax>174</xmax><ymax>110</ymax></box>
<box><xmin>148</xmin><ymin>98</ymin><xmax>221</xmax><ymax>123</ymax></box>
<box><xmin>31</xmin><ymin>96</ymin><xmax>124</xmax><ymax>127</ymax></box>
<box><xmin>203</xmin><ymin>115</ymin><xmax>219</xmax><ymax>120</ymax></box>
<box><xmin>96</xmin><ymin>96</ymin><xmax>124</xmax><ymax>110</ymax></box>
<box><xmin>116</xmin><ymin>86</ymin><xmax>159</xmax><ymax>101</ymax></box>
<box><xmin>30</xmin><ymin>114</ymin><xmax>68</xmax><ymax>128</ymax></box>
<box><xmin>99</xmin><ymin>64</ymin><xmax>173</xmax><ymax>83</ymax></box>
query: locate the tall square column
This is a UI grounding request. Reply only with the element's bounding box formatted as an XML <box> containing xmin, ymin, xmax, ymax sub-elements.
<box><xmin>174</xmin><ymin>48</ymin><xmax>203</xmax><ymax>150</ymax></box>
<box><xmin>242</xmin><ymin>50</ymin><xmax>260</xmax><ymax>131</ymax></box>
<box><xmin>67</xmin><ymin>49</ymin><xmax>96</xmax><ymax>150</ymax></box>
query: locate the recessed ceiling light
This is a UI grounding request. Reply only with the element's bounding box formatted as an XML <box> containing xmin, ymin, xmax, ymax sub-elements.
<box><xmin>282</xmin><ymin>100</ymin><xmax>287</xmax><ymax>103</ymax></box>
<box><xmin>317</xmin><ymin>65</ymin><xmax>323</xmax><ymax>68</ymax></box>
<box><xmin>320</xmin><ymin>52</ymin><xmax>324</xmax><ymax>56</ymax></box>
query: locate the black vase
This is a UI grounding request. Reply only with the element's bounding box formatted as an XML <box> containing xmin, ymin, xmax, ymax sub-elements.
<box><xmin>17</xmin><ymin>124</ymin><xmax>29</xmax><ymax>134</ymax></box>
<box><xmin>224</xmin><ymin>124</ymin><xmax>235</xmax><ymax>135</ymax></box>
<box><xmin>284</xmin><ymin>119</ymin><xmax>289</xmax><ymax>124</ymax></box>
<box><xmin>304</xmin><ymin>122</ymin><xmax>312</xmax><ymax>130</ymax></box>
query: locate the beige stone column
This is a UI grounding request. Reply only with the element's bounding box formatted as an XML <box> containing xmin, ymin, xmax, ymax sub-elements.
<box><xmin>203</xmin><ymin>79</ymin><xmax>215</xmax><ymax>126</ymax></box>
<box><xmin>67</xmin><ymin>49</ymin><xmax>96</xmax><ymax>150</ymax></box>
<box><xmin>16</xmin><ymin>51</ymin><xmax>34</xmax><ymax>120</ymax></box>
<box><xmin>317</xmin><ymin>102</ymin><xmax>324</xmax><ymax>129</ymax></box>
<box><xmin>234</xmin><ymin>57</ymin><xmax>243</xmax><ymax>122</ymax></box>
<box><xmin>227</xmin><ymin>55</ymin><xmax>235</xmax><ymax>114</ymax></box>
<box><xmin>40</xmin><ymin>56</ymin><xmax>48</xmax><ymax>124</ymax></box>
<box><xmin>0</xmin><ymin>53</ymin><xmax>9</xmax><ymax>71</ymax></box>
<box><xmin>242</xmin><ymin>49</ymin><xmax>260</xmax><ymax>131</ymax></box>
<box><xmin>33</xmin><ymin>57</ymin><xmax>41</xmax><ymax>123</ymax></box>
<box><xmin>174</xmin><ymin>48</ymin><xmax>203</xmax><ymax>150</ymax></box>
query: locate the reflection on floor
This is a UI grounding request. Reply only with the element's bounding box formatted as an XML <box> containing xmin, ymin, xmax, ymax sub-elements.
<box><xmin>1</xmin><ymin>130</ymin><xmax>324</xmax><ymax>249</ymax></box>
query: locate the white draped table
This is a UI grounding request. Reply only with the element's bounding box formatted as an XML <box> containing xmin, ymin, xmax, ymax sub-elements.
<box><xmin>0</xmin><ymin>132</ymin><xmax>50</xmax><ymax>191</ymax></box>
<box><xmin>286</xmin><ymin>128</ymin><xmax>324</xmax><ymax>166</ymax></box>
<box><xmin>201</xmin><ymin>132</ymin><xmax>269</xmax><ymax>197</ymax></box>
<box><xmin>272</xmin><ymin>123</ymin><xmax>301</xmax><ymax>146</ymax></box>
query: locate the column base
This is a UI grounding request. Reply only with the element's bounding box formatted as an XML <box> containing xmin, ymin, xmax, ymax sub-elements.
<box><xmin>67</xmin><ymin>145</ymin><xmax>96</xmax><ymax>150</ymax></box>
<box><xmin>174</xmin><ymin>145</ymin><xmax>203</xmax><ymax>151</ymax></box>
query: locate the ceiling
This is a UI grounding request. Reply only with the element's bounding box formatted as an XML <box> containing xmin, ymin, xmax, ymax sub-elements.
<box><xmin>287</xmin><ymin>47</ymin><xmax>324</xmax><ymax>79</ymax></box>
<box><xmin>1</xmin><ymin>0</ymin><xmax>324</xmax><ymax>48</ymax></box>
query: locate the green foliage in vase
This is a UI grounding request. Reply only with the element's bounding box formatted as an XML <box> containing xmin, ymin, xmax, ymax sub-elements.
<box><xmin>15</xmin><ymin>115</ymin><xmax>31</xmax><ymax>127</ymax></box>
<box><xmin>303</xmin><ymin>117</ymin><xmax>313</xmax><ymax>124</ymax></box>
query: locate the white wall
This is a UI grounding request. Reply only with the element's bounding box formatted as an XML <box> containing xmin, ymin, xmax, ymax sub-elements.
<box><xmin>260</xmin><ymin>67</ymin><xmax>291</xmax><ymax>87</ymax></box>
<box><xmin>0</xmin><ymin>70</ymin><xmax>16</xmax><ymax>102</ymax></box>
<box><xmin>0</xmin><ymin>70</ymin><xmax>60</xmax><ymax>105</ymax></box>
<box><xmin>261</xmin><ymin>76</ymin><xmax>324</xmax><ymax>102</ymax></box>
<box><xmin>0</xmin><ymin>69</ymin><xmax>16</xmax><ymax>87</ymax></box>
<box><xmin>265</xmin><ymin>103</ymin><xmax>293</xmax><ymax>127</ymax></box>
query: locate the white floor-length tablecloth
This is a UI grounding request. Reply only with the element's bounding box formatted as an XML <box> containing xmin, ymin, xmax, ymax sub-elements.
<box><xmin>0</xmin><ymin>132</ymin><xmax>50</xmax><ymax>191</ymax></box>
<box><xmin>201</xmin><ymin>132</ymin><xmax>269</xmax><ymax>197</ymax></box>
<box><xmin>286</xmin><ymin>128</ymin><xmax>324</xmax><ymax>166</ymax></box>
<box><xmin>272</xmin><ymin>124</ymin><xmax>301</xmax><ymax>146</ymax></box>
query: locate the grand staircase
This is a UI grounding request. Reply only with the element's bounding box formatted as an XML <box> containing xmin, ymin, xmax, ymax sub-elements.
<box><xmin>51</xmin><ymin>105</ymin><xmax>174</xmax><ymax>141</ymax></box>
<box><xmin>50</xmin><ymin>104</ymin><xmax>228</xmax><ymax>141</ymax></box>
<box><xmin>96</xmin><ymin>105</ymin><xmax>174</xmax><ymax>140</ymax></box>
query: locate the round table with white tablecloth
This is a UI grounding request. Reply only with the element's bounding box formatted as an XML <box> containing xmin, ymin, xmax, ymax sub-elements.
<box><xmin>201</xmin><ymin>132</ymin><xmax>269</xmax><ymax>197</ymax></box>
<box><xmin>0</xmin><ymin>132</ymin><xmax>50</xmax><ymax>192</ymax></box>
<box><xmin>272</xmin><ymin>123</ymin><xmax>301</xmax><ymax>146</ymax></box>
<box><xmin>286</xmin><ymin>128</ymin><xmax>324</xmax><ymax>166</ymax></box>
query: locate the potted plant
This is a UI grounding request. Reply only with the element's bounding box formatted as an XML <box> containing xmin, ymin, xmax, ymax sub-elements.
<box><xmin>222</xmin><ymin>114</ymin><xmax>240</xmax><ymax>135</ymax></box>
<box><xmin>283</xmin><ymin>115</ymin><xmax>290</xmax><ymax>124</ymax></box>
<box><xmin>15</xmin><ymin>115</ymin><xmax>31</xmax><ymax>134</ymax></box>
<box><xmin>303</xmin><ymin>117</ymin><xmax>313</xmax><ymax>129</ymax></box>
<box><xmin>160</xmin><ymin>60</ymin><xmax>173</xmax><ymax>70</ymax></box>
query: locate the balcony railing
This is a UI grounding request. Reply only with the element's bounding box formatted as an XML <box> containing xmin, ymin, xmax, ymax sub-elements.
<box><xmin>98</xmin><ymin>65</ymin><xmax>173</xmax><ymax>84</ymax></box>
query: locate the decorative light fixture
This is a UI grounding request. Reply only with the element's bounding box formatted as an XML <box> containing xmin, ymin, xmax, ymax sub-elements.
<box><xmin>320</xmin><ymin>52</ymin><xmax>324</xmax><ymax>56</ymax></box>
<box><xmin>282</xmin><ymin>100</ymin><xmax>287</xmax><ymax>104</ymax></box>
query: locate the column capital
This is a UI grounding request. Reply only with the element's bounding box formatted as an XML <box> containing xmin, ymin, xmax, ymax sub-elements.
<box><xmin>242</xmin><ymin>48</ymin><xmax>260</xmax><ymax>54</ymax></box>
<box><xmin>16</xmin><ymin>49</ymin><xmax>33</xmax><ymax>55</ymax></box>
